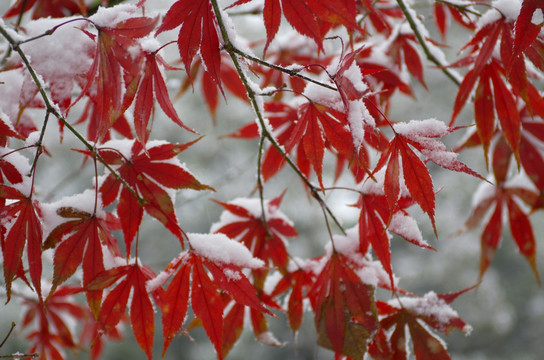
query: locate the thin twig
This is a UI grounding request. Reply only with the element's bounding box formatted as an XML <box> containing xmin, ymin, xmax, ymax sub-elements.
<box><xmin>230</xmin><ymin>47</ymin><xmax>338</xmax><ymax>91</ymax></box>
<box><xmin>0</xmin><ymin>24</ymin><xmax>145</xmax><ymax>205</ymax></box>
<box><xmin>211</xmin><ymin>0</ymin><xmax>346</xmax><ymax>236</ymax></box>
<box><xmin>0</xmin><ymin>323</ymin><xmax>15</xmax><ymax>349</ymax></box>
<box><xmin>396</xmin><ymin>0</ymin><xmax>461</xmax><ymax>86</ymax></box>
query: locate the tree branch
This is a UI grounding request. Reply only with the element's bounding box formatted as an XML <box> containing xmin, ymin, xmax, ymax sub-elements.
<box><xmin>396</xmin><ymin>0</ymin><xmax>461</xmax><ymax>86</ymax></box>
<box><xmin>210</xmin><ymin>0</ymin><xmax>346</xmax><ymax>236</ymax></box>
<box><xmin>0</xmin><ymin>24</ymin><xmax>145</xmax><ymax>205</ymax></box>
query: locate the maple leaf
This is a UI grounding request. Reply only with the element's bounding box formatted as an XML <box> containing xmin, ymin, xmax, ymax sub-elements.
<box><xmin>20</xmin><ymin>285</ymin><xmax>86</xmax><ymax>360</ymax></box>
<box><xmin>373</xmin><ymin>119</ymin><xmax>483</xmax><ymax>233</ymax></box>
<box><xmin>156</xmin><ymin>0</ymin><xmax>223</xmax><ymax>90</ymax></box>
<box><xmin>157</xmin><ymin>233</ymin><xmax>270</xmax><ymax>359</ymax></box>
<box><xmin>87</xmin><ymin>263</ymin><xmax>159</xmax><ymax>360</ymax></box>
<box><xmin>231</xmin><ymin>0</ymin><xmax>363</xmax><ymax>54</ymax></box>
<box><xmin>211</xmin><ymin>195</ymin><xmax>297</xmax><ymax>276</ymax></box>
<box><xmin>79</xmin><ymin>13</ymin><xmax>158</xmax><ymax>142</ymax></box>
<box><xmin>462</xmin><ymin>140</ymin><xmax>540</xmax><ymax>281</ymax></box>
<box><xmin>98</xmin><ymin>139</ymin><xmax>213</xmax><ymax>252</ymax></box>
<box><xmin>0</xmin><ymin>185</ymin><xmax>43</xmax><ymax>301</ymax></box>
<box><xmin>433</xmin><ymin>2</ymin><xmax>476</xmax><ymax>39</ymax></box>
<box><xmin>4</xmin><ymin>0</ymin><xmax>86</xmax><ymax>19</ymax></box>
<box><xmin>308</xmin><ymin>252</ymin><xmax>378</xmax><ymax>360</ymax></box>
<box><xmin>43</xmin><ymin>200</ymin><xmax>121</xmax><ymax>316</ymax></box>
<box><xmin>286</xmin><ymin>100</ymin><xmax>357</xmax><ymax>187</ymax></box>
<box><xmin>511</xmin><ymin>0</ymin><xmax>544</xmax><ymax>69</ymax></box>
<box><xmin>369</xmin><ymin>291</ymin><xmax>471</xmax><ymax>360</ymax></box>
<box><xmin>270</xmin><ymin>266</ymin><xmax>315</xmax><ymax>334</ymax></box>
<box><xmin>134</xmin><ymin>50</ymin><xmax>194</xmax><ymax>144</ymax></box>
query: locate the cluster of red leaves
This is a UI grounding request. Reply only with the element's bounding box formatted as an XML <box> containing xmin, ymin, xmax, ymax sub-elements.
<box><xmin>0</xmin><ymin>0</ymin><xmax>543</xmax><ymax>360</ymax></box>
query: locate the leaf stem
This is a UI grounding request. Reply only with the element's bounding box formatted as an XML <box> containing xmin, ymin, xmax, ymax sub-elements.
<box><xmin>396</xmin><ymin>0</ymin><xmax>461</xmax><ymax>86</ymax></box>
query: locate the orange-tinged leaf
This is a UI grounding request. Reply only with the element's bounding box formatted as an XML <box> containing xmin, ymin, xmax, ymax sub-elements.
<box><xmin>221</xmin><ymin>303</ymin><xmax>245</xmax><ymax>358</ymax></box>
<box><xmin>309</xmin><ymin>253</ymin><xmax>378</xmax><ymax>359</ymax></box>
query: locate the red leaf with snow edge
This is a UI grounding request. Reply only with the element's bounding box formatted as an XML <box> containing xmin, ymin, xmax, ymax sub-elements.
<box><xmin>396</xmin><ymin>137</ymin><xmax>436</xmax><ymax>233</ymax></box>
<box><xmin>359</xmin><ymin>195</ymin><xmax>394</xmax><ymax>287</ymax></box>
<box><xmin>205</xmin><ymin>260</ymin><xmax>272</xmax><ymax>315</ymax></box>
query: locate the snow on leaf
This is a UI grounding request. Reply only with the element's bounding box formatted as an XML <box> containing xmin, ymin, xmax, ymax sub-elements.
<box><xmin>188</xmin><ymin>233</ymin><xmax>265</xmax><ymax>269</ymax></box>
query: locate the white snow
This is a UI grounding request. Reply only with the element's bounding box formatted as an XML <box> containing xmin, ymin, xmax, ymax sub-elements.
<box><xmin>478</xmin><ymin>0</ymin><xmax>521</xmax><ymax>28</ymax></box>
<box><xmin>389</xmin><ymin>291</ymin><xmax>472</xmax><ymax>334</ymax></box>
<box><xmin>389</xmin><ymin>212</ymin><xmax>430</xmax><ymax>248</ymax></box>
<box><xmin>532</xmin><ymin>9</ymin><xmax>544</xmax><ymax>25</ymax></box>
<box><xmin>19</xmin><ymin>16</ymin><xmax>94</xmax><ymax>110</ymax></box>
<box><xmin>188</xmin><ymin>233</ymin><xmax>264</xmax><ymax>268</ymax></box>
<box><xmin>393</xmin><ymin>118</ymin><xmax>449</xmax><ymax>139</ymax></box>
<box><xmin>347</xmin><ymin>100</ymin><xmax>367</xmax><ymax>149</ymax></box>
<box><xmin>89</xmin><ymin>4</ymin><xmax>139</xmax><ymax>28</ymax></box>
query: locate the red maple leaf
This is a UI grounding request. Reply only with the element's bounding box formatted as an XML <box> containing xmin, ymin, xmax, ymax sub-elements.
<box><xmin>20</xmin><ymin>286</ymin><xmax>87</xmax><ymax>360</ymax></box>
<box><xmin>212</xmin><ymin>194</ymin><xmax>298</xmax><ymax>275</ymax></box>
<box><xmin>87</xmin><ymin>263</ymin><xmax>160</xmax><ymax>360</ymax></box>
<box><xmin>308</xmin><ymin>252</ymin><xmax>378</xmax><ymax>359</ymax></box>
<box><xmin>374</xmin><ymin>119</ymin><xmax>483</xmax><ymax>233</ymax></box>
<box><xmin>231</xmin><ymin>0</ymin><xmax>363</xmax><ymax>53</ymax></box>
<box><xmin>133</xmin><ymin>50</ymin><xmax>194</xmax><ymax>144</ymax></box>
<box><xmin>4</xmin><ymin>0</ymin><xmax>86</xmax><ymax>19</ymax></box>
<box><xmin>157</xmin><ymin>233</ymin><xmax>271</xmax><ymax>359</ymax></box>
<box><xmin>43</xmin><ymin>203</ymin><xmax>121</xmax><ymax>316</ymax></box>
<box><xmin>0</xmin><ymin>185</ymin><xmax>43</xmax><ymax>301</ymax></box>
<box><xmin>156</xmin><ymin>0</ymin><xmax>223</xmax><ymax>90</ymax></box>
<box><xmin>79</xmin><ymin>15</ymin><xmax>158</xmax><ymax>142</ymax></box>
<box><xmin>98</xmin><ymin>139</ymin><xmax>213</xmax><ymax>251</ymax></box>
<box><xmin>369</xmin><ymin>290</ymin><xmax>471</xmax><ymax>360</ymax></box>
